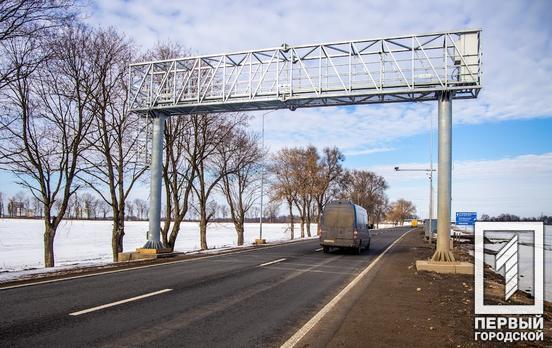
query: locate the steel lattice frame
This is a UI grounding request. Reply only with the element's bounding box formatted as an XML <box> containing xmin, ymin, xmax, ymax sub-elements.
<box><xmin>128</xmin><ymin>29</ymin><xmax>481</xmax><ymax>115</ymax></box>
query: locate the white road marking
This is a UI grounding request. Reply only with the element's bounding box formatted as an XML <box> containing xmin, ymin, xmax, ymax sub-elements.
<box><xmin>69</xmin><ymin>289</ymin><xmax>173</xmax><ymax>316</ymax></box>
<box><xmin>280</xmin><ymin>228</ymin><xmax>415</xmax><ymax>348</ymax></box>
<box><xmin>0</xmin><ymin>239</ymin><xmax>316</xmax><ymax>291</ymax></box>
<box><xmin>258</xmin><ymin>258</ymin><xmax>287</xmax><ymax>267</ymax></box>
<box><xmin>315</xmin><ymin>248</ymin><xmax>323</xmax><ymax>252</ymax></box>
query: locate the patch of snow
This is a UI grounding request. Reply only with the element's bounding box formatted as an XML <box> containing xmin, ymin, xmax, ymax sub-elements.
<box><xmin>0</xmin><ymin>219</ymin><xmax>396</xmax><ymax>283</ymax></box>
<box><xmin>0</xmin><ymin>219</ymin><xmax>322</xmax><ymax>280</ymax></box>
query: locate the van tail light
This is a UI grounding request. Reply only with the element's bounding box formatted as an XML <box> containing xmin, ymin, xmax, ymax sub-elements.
<box><xmin>353</xmin><ymin>230</ymin><xmax>358</xmax><ymax>239</ymax></box>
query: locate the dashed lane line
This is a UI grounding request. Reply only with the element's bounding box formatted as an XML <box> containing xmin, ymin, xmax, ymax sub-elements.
<box><xmin>69</xmin><ymin>288</ymin><xmax>173</xmax><ymax>316</ymax></box>
<box><xmin>258</xmin><ymin>258</ymin><xmax>287</xmax><ymax>267</ymax></box>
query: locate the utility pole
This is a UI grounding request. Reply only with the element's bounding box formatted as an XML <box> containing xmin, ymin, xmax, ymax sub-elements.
<box><xmin>257</xmin><ymin>110</ymin><xmax>275</xmax><ymax>244</ymax></box>
<box><xmin>428</xmin><ymin>108</ymin><xmax>434</xmax><ymax>244</ymax></box>
<box><xmin>394</xmin><ymin>166</ymin><xmax>435</xmax><ymax>243</ymax></box>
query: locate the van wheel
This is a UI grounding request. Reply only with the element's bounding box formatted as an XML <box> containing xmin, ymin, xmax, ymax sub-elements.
<box><xmin>366</xmin><ymin>239</ymin><xmax>371</xmax><ymax>250</ymax></box>
<box><xmin>322</xmin><ymin>246</ymin><xmax>330</xmax><ymax>253</ymax></box>
<box><xmin>356</xmin><ymin>241</ymin><xmax>362</xmax><ymax>255</ymax></box>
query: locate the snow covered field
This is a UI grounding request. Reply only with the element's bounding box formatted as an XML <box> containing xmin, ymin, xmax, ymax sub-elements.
<box><xmin>0</xmin><ymin>219</ymin><xmax>311</xmax><ymax>274</ymax></box>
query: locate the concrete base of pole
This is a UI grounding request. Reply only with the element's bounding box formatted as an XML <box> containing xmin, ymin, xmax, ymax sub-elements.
<box><xmin>416</xmin><ymin>260</ymin><xmax>473</xmax><ymax>274</ymax></box>
<box><xmin>255</xmin><ymin>239</ymin><xmax>267</xmax><ymax>245</ymax></box>
<box><xmin>117</xmin><ymin>248</ymin><xmax>175</xmax><ymax>262</ymax></box>
<box><xmin>135</xmin><ymin>247</ymin><xmax>173</xmax><ymax>254</ymax></box>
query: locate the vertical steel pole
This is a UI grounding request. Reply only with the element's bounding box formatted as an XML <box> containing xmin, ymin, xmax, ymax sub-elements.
<box><xmin>428</xmin><ymin>171</ymin><xmax>433</xmax><ymax>244</ymax></box>
<box><xmin>432</xmin><ymin>92</ymin><xmax>455</xmax><ymax>261</ymax></box>
<box><xmin>428</xmin><ymin>110</ymin><xmax>434</xmax><ymax>244</ymax></box>
<box><xmin>259</xmin><ymin>113</ymin><xmax>265</xmax><ymax>241</ymax></box>
<box><xmin>144</xmin><ymin>112</ymin><xmax>166</xmax><ymax>250</ymax></box>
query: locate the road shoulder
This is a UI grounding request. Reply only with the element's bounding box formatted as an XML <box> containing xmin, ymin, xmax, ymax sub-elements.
<box><xmin>292</xmin><ymin>229</ymin><xmax>552</xmax><ymax>347</ymax></box>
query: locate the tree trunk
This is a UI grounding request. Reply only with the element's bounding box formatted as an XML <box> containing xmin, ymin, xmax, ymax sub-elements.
<box><xmin>316</xmin><ymin>201</ymin><xmax>323</xmax><ymax>235</ymax></box>
<box><xmin>112</xmin><ymin>219</ymin><xmax>124</xmax><ymax>261</ymax></box>
<box><xmin>236</xmin><ymin>222</ymin><xmax>244</xmax><ymax>246</ymax></box>
<box><xmin>167</xmin><ymin>217</ymin><xmax>183</xmax><ymax>252</ymax></box>
<box><xmin>199</xmin><ymin>209</ymin><xmax>208</xmax><ymax>250</ymax></box>
<box><xmin>306</xmin><ymin>206</ymin><xmax>312</xmax><ymax>237</ymax></box>
<box><xmin>43</xmin><ymin>224</ymin><xmax>55</xmax><ymax>268</ymax></box>
<box><xmin>288</xmin><ymin>200</ymin><xmax>294</xmax><ymax>240</ymax></box>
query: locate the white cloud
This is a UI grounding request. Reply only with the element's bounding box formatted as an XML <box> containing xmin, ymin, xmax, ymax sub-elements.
<box><xmin>344</xmin><ymin>146</ymin><xmax>395</xmax><ymax>157</ymax></box>
<box><xmin>84</xmin><ymin>0</ymin><xmax>552</xmax><ymax>153</ymax></box>
<box><xmin>366</xmin><ymin>153</ymin><xmax>552</xmax><ymax>217</ymax></box>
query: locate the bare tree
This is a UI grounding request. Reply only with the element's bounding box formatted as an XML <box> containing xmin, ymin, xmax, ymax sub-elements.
<box><xmin>293</xmin><ymin>146</ymin><xmax>320</xmax><ymax>237</ymax></box>
<box><xmin>0</xmin><ymin>0</ymin><xmax>76</xmax><ymax>90</ymax></box>
<box><xmin>0</xmin><ymin>25</ymin><xmax>95</xmax><ymax>267</ymax></box>
<box><xmin>133</xmin><ymin>198</ymin><xmax>147</xmax><ymax>220</ymax></box>
<box><xmin>338</xmin><ymin>169</ymin><xmax>389</xmax><ymax>225</ymax></box>
<box><xmin>387</xmin><ymin>199</ymin><xmax>416</xmax><ymax>225</ymax></box>
<box><xmin>275</xmin><ymin>146</ymin><xmax>318</xmax><ymax>238</ymax></box>
<box><xmin>313</xmin><ymin>147</ymin><xmax>344</xmax><ymax>228</ymax></box>
<box><xmin>98</xmin><ymin>199</ymin><xmax>109</xmax><ymax>219</ymax></box>
<box><xmin>270</xmin><ymin>148</ymin><xmax>299</xmax><ymax>239</ymax></box>
<box><xmin>126</xmin><ymin>200</ymin><xmax>135</xmax><ymax>220</ymax></box>
<box><xmin>32</xmin><ymin>195</ymin><xmax>43</xmax><ymax>217</ymax></box>
<box><xmin>78</xmin><ymin>28</ymin><xmax>146</xmax><ymax>260</ymax></box>
<box><xmin>247</xmin><ymin>206</ymin><xmax>260</xmax><ymax>220</ymax></box>
<box><xmin>161</xmin><ymin>115</ymin><xmax>197</xmax><ymax>251</ymax></box>
<box><xmin>73</xmin><ymin>193</ymin><xmax>83</xmax><ymax>219</ymax></box>
<box><xmin>81</xmin><ymin>192</ymin><xmax>98</xmax><ymax>219</ymax></box>
<box><xmin>264</xmin><ymin>200</ymin><xmax>280</xmax><ymax>223</ymax></box>
<box><xmin>13</xmin><ymin>191</ymin><xmax>26</xmax><ymax>216</ymax></box>
<box><xmin>192</xmin><ymin>113</ymin><xmax>247</xmax><ymax>249</ymax></box>
<box><xmin>7</xmin><ymin>196</ymin><xmax>17</xmax><ymax>217</ymax></box>
<box><xmin>217</xmin><ymin>129</ymin><xmax>262</xmax><ymax>245</ymax></box>
<box><xmin>219</xmin><ymin>205</ymin><xmax>229</xmax><ymax>220</ymax></box>
<box><xmin>373</xmin><ymin>195</ymin><xmax>389</xmax><ymax>228</ymax></box>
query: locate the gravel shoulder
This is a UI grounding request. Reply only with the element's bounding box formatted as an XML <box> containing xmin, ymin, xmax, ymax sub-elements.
<box><xmin>296</xmin><ymin>229</ymin><xmax>552</xmax><ymax>347</ymax></box>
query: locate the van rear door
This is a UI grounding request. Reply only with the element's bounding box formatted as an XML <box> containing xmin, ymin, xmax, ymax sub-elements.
<box><xmin>321</xmin><ymin>206</ymin><xmax>354</xmax><ymax>242</ymax></box>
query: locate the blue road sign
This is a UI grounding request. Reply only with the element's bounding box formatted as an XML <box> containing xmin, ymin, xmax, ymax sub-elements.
<box><xmin>456</xmin><ymin>212</ymin><xmax>477</xmax><ymax>226</ymax></box>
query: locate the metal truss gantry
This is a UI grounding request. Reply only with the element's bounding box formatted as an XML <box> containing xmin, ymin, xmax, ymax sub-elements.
<box><xmin>129</xmin><ymin>29</ymin><xmax>482</xmax><ymax>261</ymax></box>
<box><xmin>129</xmin><ymin>29</ymin><xmax>481</xmax><ymax>115</ymax></box>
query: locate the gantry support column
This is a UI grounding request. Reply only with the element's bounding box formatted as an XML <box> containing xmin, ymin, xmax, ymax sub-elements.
<box><xmin>144</xmin><ymin>112</ymin><xmax>166</xmax><ymax>250</ymax></box>
<box><xmin>431</xmin><ymin>92</ymin><xmax>455</xmax><ymax>262</ymax></box>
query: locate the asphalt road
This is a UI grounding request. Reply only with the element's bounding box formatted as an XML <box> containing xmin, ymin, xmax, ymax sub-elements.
<box><xmin>0</xmin><ymin>226</ymin><xmax>411</xmax><ymax>348</ymax></box>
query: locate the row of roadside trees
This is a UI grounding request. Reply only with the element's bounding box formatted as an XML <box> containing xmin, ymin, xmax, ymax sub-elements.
<box><xmin>269</xmin><ymin>146</ymin><xmax>415</xmax><ymax>237</ymax></box>
<box><xmin>0</xmin><ymin>2</ymin><xmax>266</xmax><ymax>266</ymax></box>
<box><xmin>0</xmin><ymin>1</ymin><xmax>415</xmax><ymax>268</ymax></box>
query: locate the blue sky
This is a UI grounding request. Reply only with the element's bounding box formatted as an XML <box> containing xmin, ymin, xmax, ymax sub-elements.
<box><xmin>346</xmin><ymin>118</ymin><xmax>552</xmax><ymax>167</ymax></box>
<box><xmin>2</xmin><ymin>0</ymin><xmax>551</xmax><ymax>218</ymax></box>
